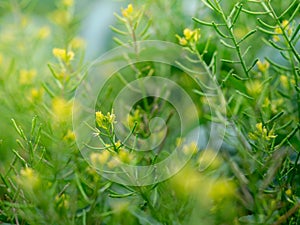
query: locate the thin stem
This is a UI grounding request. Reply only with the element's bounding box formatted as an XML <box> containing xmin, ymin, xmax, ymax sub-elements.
<box><xmin>215</xmin><ymin>1</ymin><xmax>250</xmax><ymax>77</ymax></box>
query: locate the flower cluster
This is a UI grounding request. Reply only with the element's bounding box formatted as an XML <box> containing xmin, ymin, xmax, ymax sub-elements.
<box><xmin>256</xmin><ymin>60</ymin><xmax>270</xmax><ymax>73</ymax></box>
<box><xmin>249</xmin><ymin>122</ymin><xmax>277</xmax><ymax>141</ymax></box>
<box><xmin>177</xmin><ymin>28</ymin><xmax>201</xmax><ymax>47</ymax></box>
<box><xmin>52</xmin><ymin>48</ymin><xmax>74</xmax><ymax>63</ymax></box>
<box><xmin>273</xmin><ymin>20</ymin><xmax>293</xmax><ymax>42</ymax></box>
<box><xmin>95</xmin><ymin>111</ymin><xmax>116</xmax><ymax>130</ymax></box>
<box><xmin>122</xmin><ymin>4</ymin><xmax>134</xmax><ymax>18</ymax></box>
<box><xmin>19</xmin><ymin>167</ymin><xmax>40</xmax><ymax>191</ymax></box>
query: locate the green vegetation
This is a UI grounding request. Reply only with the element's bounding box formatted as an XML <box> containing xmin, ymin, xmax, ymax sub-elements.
<box><xmin>0</xmin><ymin>0</ymin><xmax>299</xmax><ymax>224</ymax></box>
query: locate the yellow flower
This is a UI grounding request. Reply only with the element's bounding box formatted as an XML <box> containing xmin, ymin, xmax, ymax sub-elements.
<box><xmin>19</xmin><ymin>167</ymin><xmax>40</xmax><ymax>190</ymax></box>
<box><xmin>257</xmin><ymin>60</ymin><xmax>270</xmax><ymax>73</ymax></box>
<box><xmin>53</xmin><ymin>48</ymin><xmax>74</xmax><ymax>62</ymax></box>
<box><xmin>37</xmin><ymin>26</ymin><xmax>50</xmax><ymax>39</ymax></box>
<box><xmin>250</xmin><ymin>122</ymin><xmax>277</xmax><ymax>141</ymax></box>
<box><xmin>52</xmin><ymin>97</ymin><xmax>72</xmax><ymax>122</ymax></box>
<box><xmin>262</xmin><ymin>97</ymin><xmax>270</xmax><ymax>108</ymax></box>
<box><xmin>245</xmin><ymin>80</ymin><xmax>262</xmax><ymax>97</ymax></box>
<box><xmin>256</xmin><ymin>122</ymin><xmax>264</xmax><ymax>133</ymax></box>
<box><xmin>115</xmin><ymin>140</ymin><xmax>122</xmax><ymax>148</ymax></box>
<box><xmin>107</xmin><ymin>111</ymin><xmax>116</xmax><ymax>124</ymax></box>
<box><xmin>208</xmin><ymin>179</ymin><xmax>235</xmax><ymax>201</ymax></box>
<box><xmin>184</xmin><ymin>28</ymin><xmax>193</xmax><ymax>40</ymax></box>
<box><xmin>274</xmin><ymin>26</ymin><xmax>282</xmax><ymax>34</ymax></box>
<box><xmin>96</xmin><ymin>111</ymin><xmax>107</xmax><ymax>129</ymax></box>
<box><xmin>280</xmin><ymin>75</ymin><xmax>289</xmax><ymax>89</ymax></box>
<box><xmin>122</xmin><ymin>4</ymin><xmax>134</xmax><ymax>18</ymax></box>
<box><xmin>177</xmin><ymin>28</ymin><xmax>200</xmax><ymax>46</ymax></box>
<box><xmin>95</xmin><ymin>111</ymin><xmax>116</xmax><ymax>129</ymax></box>
<box><xmin>28</xmin><ymin>88</ymin><xmax>44</xmax><ymax>103</ymax></box>
<box><xmin>118</xmin><ymin>148</ymin><xmax>134</xmax><ymax>164</ymax></box>
<box><xmin>285</xmin><ymin>189</ymin><xmax>292</xmax><ymax>196</ymax></box>
<box><xmin>55</xmin><ymin>193</ymin><xmax>69</xmax><ymax>209</ymax></box>
<box><xmin>178</xmin><ymin>37</ymin><xmax>188</xmax><ymax>46</ymax></box>
<box><xmin>90</xmin><ymin>150</ymin><xmax>111</xmax><ymax>166</ymax></box>
<box><xmin>63</xmin><ymin>129</ymin><xmax>76</xmax><ymax>141</ymax></box>
<box><xmin>273</xmin><ymin>20</ymin><xmax>290</xmax><ymax>41</ymax></box>
<box><xmin>273</xmin><ymin>35</ymin><xmax>280</xmax><ymax>42</ymax></box>
<box><xmin>281</xmin><ymin>20</ymin><xmax>289</xmax><ymax>29</ymax></box>
<box><xmin>19</xmin><ymin>69</ymin><xmax>37</xmax><ymax>85</ymax></box>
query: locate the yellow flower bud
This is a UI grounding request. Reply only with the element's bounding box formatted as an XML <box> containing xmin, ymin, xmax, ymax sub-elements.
<box><xmin>53</xmin><ymin>48</ymin><xmax>74</xmax><ymax>62</ymax></box>
<box><xmin>245</xmin><ymin>80</ymin><xmax>262</xmax><ymax>97</ymax></box>
<box><xmin>280</xmin><ymin>75</ymin><xmax>289</xmax><ymax>89</ymax></box>
<box><xmin>19</xmin><ymin>167</ymin><xmax>40</xmax><ymax>190</ymax></box>
<box><xmin>122</xmin><ymin>4</ymin><xmax>134</xmax><ymax>18</ymax></box>
<box><xmin>184</xmin><ymin>28</ymin><xmax>193</xmax><ymax>40</ymax></box>
<box><xmin>52</xmin><ymin>97</ymin><xmax>72</xmax><ymax>122</ymax></box>
<box><xmin>63</xmin><ymin>129</ymin><xmax>76</xmax><ymax>141</ymax></box>
<box><xmin>257</xmin><ymin>60</ymin><xmax>270</xmax><ymax>72</ymax></box>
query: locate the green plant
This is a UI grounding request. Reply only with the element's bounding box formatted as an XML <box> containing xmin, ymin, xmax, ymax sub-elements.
<box><xmin>0</xmin><ymin>0</ymin><xmax>299</xmax><ymax>224</ymax></box>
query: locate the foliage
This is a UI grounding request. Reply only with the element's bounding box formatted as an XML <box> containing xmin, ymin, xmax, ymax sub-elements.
<box><xmin>0</xmin><ymin>0</ymin><xmax>299</xmax><ymax>224</ymax></box>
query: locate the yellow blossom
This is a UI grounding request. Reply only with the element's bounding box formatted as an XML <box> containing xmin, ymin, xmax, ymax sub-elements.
<box><xmin>280</xmin><ymin>75</ymin><xmax>289</xmax><ymax>89</ymax></box>
<box><xmin>122</xmin><ymin>4</ymin><xmax>134</xmax><ymax>18</ymax></box>
<box><xmin>281</xmin><ymin>20</ymin><xmax>289</xmax><ymax>28</ymax></box>
<box><xmin>53</xmin><ymin>48</ymin><xmax>74</xmax><ymax>62</ymax></box>
<box><xmin>208</xmin><ymin>179</ymin><xmax>236</xmax><ymax>201</ymax></box>
<box><xmin>90</xmin><ymin>150</ymin><xmax>111</xmax><ymax>166</ymax></box>
<box><xmin>52</xmin><ymin>97</ymin><xmax>72</xmax><ymax>122</ymax></box>
<box><xmin>249</xmin><ymin>122</ymin><xmax>277</xmax><ymax>141</ymax></box>
<box><xmin>115</xmin><ymin>140</ymin><xmax>122</xmax><ymax>149</ymax></box>
<box><xmin>19</xmin><ymin>167</ymin><xmax>40</xmax><ymax>190</ymax></box>
<box><xmin>96</xmin><ymin>111</ymin><xmax>107</xmax><ymax>129</ymax></box>
<box><xmin>37</xmin><ymin>26</ymin><xmax>50</xmax><ymax>39</ymax></box>
<box><xmin>274</xmin><ymin>26</ymin><xmax>282</xmax><ymax>34</ymax></box>
<box><xmin>184</xmin><ymin>28</ymin><xmax>193</xmax><ymax>40</ymax></box>
<box><xmin>285</xmin><ymin>189</ymin><xmax>292</xmax><ymax>196</ymax></box>
<box><xmin>273</xmin><ymin>35</ymin><xmax>280</xmax><ymax>42</ymax></box>
<box><xmin>19</xmin><ymin>69</ymin><xmax>37</xmax><ymax>85</ymax></box>
<box><xmin>63</xmin><ymin>129</ymin><xmax>76</xmax><ymax>141</ymax></box>
<box><xmin>257</xmin><ymin>60</ymin><xmax>270</xmax><ymax>72</ymax></box>
<box><xmin>95</xmin><ymin>111</ymin><xmax>116</xmax><ymax>129</ymax></box>
<box><xmin>28</xmin><ymin>88</ymin><xmax>44</xmax><ymax>103</ymax></box>
<box><xmin>55</xmin><ymin>193</ymin><xmax>69</xmax><ymax>209</ymax></box>
<box><xmin>178</xmin><ymin>37</ymin><xmax>188</xmax><ymax>46</ymax></box>
<box><xmin>245</xmin><ymin>80</ymin><xmax>262</xmax><ymax>97</ymax></box>
<box><xmin>118</xmin><ymin>148</ymin><xmax>134</xmax><ymax>164</ymax></box>
<box><xmin>262</xmin><ymin>98</ymin><xmax>270</xmax><ymax>109</ymax></box>
<box><xmin>177</xmin><ymin>28</ymin><xmax>200</xmax><ymax>46</ymax></box>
